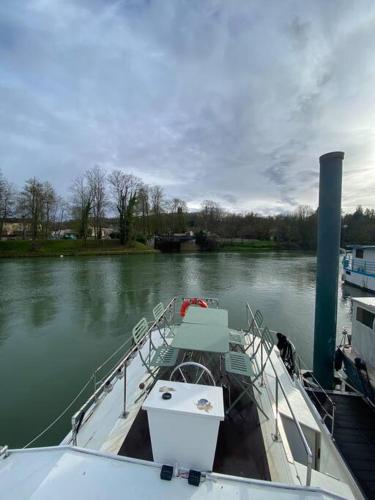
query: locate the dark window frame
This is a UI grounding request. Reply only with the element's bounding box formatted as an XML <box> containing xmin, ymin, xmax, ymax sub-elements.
<box><xmin>355</xmin><ymin>249</ymin><xmax>364</xmax><ymax>259</ymax></box>
<box><xmin>356</xmin><ymin>307</ymin><xmax>375</xmax><ymax>329</ymax></box>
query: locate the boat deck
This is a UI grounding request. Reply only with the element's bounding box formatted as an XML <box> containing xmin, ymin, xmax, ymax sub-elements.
<box><xmin>330</xmin><ymin>393</ymin><xmax>375</xmax><ymax>499</ymax></box>
<box><xmin>118</xmin><ymin>401</ymin><xmax>270</xmax><ymax>481</ymax></box>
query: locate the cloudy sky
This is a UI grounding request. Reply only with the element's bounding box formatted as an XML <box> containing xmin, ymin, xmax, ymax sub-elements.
<box><xmin>1</xmin><ymin>0</ymin><xmax>375</xmax><ymax>213</ymax></box>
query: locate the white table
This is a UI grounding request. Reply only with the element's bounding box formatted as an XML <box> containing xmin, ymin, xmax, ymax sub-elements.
<box><xmin>143</xmin><ymin>380</ymin><xmax>224</xmax><ymax>471</ymax></box>
<box><xmin>183</xmin><ymin>307</ymin><xmax>229</xmax><ymax>326</ymax></box>
<box><xmin>171</xmin><ymin>323</ymin><xmax>230</xmax><ymax>354</ymax></box>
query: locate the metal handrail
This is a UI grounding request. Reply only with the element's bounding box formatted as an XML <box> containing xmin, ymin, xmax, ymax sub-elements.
<box><xmin>293</xmin><ymin>348</ymin><xmax>335</xmax><ymax>434</ymax></box>
<box><xmin>71</xmin><ymin>297</ymin><xmax>179</xmax><ymax>445</ymax></box>
<box><xmin>93</xmin><ymin>337</ymin><xmax>134</xmax><ymax>389</ymax></box>
<box><xmin>266</xmin><ymin>327</ymin><xmax>336</xmax><ymax>435</ymax></box>
<box><xmin>303</xmin><ymin>380</ymin><xmax>335</xmax><ymax>433</ymax></box>
<box><xmin>32</xmin><ymin>296</ymin><xmax>313</xmax><ymax>484</ymax></box>
<box><xmin>182</xmin><ymin>296</ymin><xmax>219</xmax><ymax>307</ymax></box>
<box><xmin>246</xmin><ymin>304</ymin><xmax>313</xmax><ymax>486</ymax></box>
<box><xmin>30</xmin><ymin>295</ymin><xmax>215</xmax><ymax>447</ymax></box>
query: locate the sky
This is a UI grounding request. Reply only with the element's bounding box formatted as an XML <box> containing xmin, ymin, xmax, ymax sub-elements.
<box><xmin>1</xmin><ymin>0</ymin><xmax>375</xmax><ymax>214</ymax></box>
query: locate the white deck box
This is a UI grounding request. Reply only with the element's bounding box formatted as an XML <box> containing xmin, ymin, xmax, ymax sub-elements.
<box><xmin>143</xmin><ymin>380</ymin><xmax>224</xmax><ymax>471</ymax></box>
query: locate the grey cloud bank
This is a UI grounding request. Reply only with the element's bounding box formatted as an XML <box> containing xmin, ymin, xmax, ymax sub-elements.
<box><xmin>1</xmin><ymin>0</ymin><xmax>375</xmax><ymax>213</ymax></box>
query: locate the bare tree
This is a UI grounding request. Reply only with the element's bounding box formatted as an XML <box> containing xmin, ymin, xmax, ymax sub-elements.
<box><xmin>41</xmin><ymin>182</ymin><xmax>57</xmax><ymax>238</ymax></box>
<box><xmin>150</xmin><ymin>185</ymin><xmax>164</xmax><ymax>234</ymax></box>
<box><xmin>168</xmin><ymin>198</ymin><xmax>187</xmax><ymax>233</ymax></box>
<box><xmin>87</xmin><ymin>166</ymin><xmax>107</xmax><ymax>239</ymax></box>
<box><xmin>71</xmin><ymin>175</ymin><xmax>93</xmax><ymax>241</ymax></box>
<box><xmin>108</xmin><ymin>170</ymin><xmax>139</xmax><ymax>245</ymax></box>
<box><xmin>17</xmin><ymin>178</ymin><xmax>45</xmax><ymax>240</ymax></box>
<box><xmin>55</xmin><ymin>196</ymin><xmax>69</xmax><ymax>237</ymax></box>
<box><xmin>137</xmin><ymin>183</ymin><xmax>150</xmax><ymax>236</ymax></box>
<box><xmin>200</xmin><ymin>200</ymin><xmax>223</xmax><ymax>232</ymax></box>
<box><xmin>0</xmin><ymin>169</ymin><xmax>16</xmax><ymax>238</ymax></box>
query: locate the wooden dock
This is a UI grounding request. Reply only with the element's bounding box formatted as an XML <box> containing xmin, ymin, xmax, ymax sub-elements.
<box><xmin>330</xmin><ymin>393</ymin><xmax>375</xmax><ymax>499</ymax></box>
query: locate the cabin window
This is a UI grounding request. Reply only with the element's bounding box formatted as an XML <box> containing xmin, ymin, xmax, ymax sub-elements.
<box><xmin>355</xmin><ymin>249</ymin><xmax>364</xmax><ymax>259</ymax></box>
<box><xmin>356</xmin><ymin>307</ymin><xmax>375</xmax><ymax>329</ymax></box>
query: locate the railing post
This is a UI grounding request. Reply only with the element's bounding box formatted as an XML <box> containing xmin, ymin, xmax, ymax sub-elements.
<box><xmin>273</xmin><ymin>378</ymin><xmax>279</xmax><ymax>441</ymax></box>
<box><xmin>71</xmin><ymin>415</ymin><xmax>78</xmax><ymax>446</ymax></box>
<box><xmin>93</xmin><ymin>372</ymin><xmax>98</xmax><ymax>402</ymax></box>
<box><xmin>306</xmin><ymin>453</ymin><xmax>312</xmax><ymax>486</ymax></box>
<box><xmin>123</xmin><ymin>360</ymin><xmax>128</xmax><ymax>418</ymax></box>
<box><xmin>260</xmin><ymin>334</ymin><xmax>264</xmax><ymax>386</ymax></box>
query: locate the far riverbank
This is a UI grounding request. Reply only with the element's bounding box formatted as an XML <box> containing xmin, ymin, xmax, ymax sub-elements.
<box><xmin>0</xmin><ymin>238</ymin><xmax>304</xmax><ymax>258</ymax></box>
<box><xmin>0</xmin><ymin>240</ymin><xmax>157</xmax><ymax>258</ymax></box>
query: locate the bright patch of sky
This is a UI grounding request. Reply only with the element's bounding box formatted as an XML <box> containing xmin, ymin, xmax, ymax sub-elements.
<box><xmin>1</xmin><ymin>0</ymin><xmax>375</xmax><ymax>213</ymax></box>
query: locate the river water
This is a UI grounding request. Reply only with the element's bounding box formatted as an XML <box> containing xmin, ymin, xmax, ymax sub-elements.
<box><xmin>0</xmin><ymin>252</ymin><xmax>371</xmax><ymax>448</ymax></box>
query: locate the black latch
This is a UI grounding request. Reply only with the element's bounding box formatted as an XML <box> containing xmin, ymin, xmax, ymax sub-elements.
<box><xmin>188</xmin><ymin>469</ymin><xmax>201</xmax><ymax>486</ymax></box>
<box><xmin>160</xmin><ymin>465</ymin><xmax>173</xmax><ymax>481</ymax></box>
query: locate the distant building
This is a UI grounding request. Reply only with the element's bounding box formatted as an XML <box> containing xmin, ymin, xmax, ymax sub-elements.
<box><xmin>1</xmin><ymin>218</ymin><xmax>31</xmax><ymax>239</ymax></box>
<box><xmin>51</xmin><ymin>229</ymin><xmax>77</xmax><ymax>240</ymax></box>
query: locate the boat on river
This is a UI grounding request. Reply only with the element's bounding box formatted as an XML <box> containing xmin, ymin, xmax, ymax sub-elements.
<box><xmin>335</xmin><ymin>297</ymin><xmax>375</xmax><ymax>405</ymax></box>
<box><xmin>342</xmin><ymin>246</ymin><xmax>375</xmax><ymax>292</ymax></box>
<box><xmin>0</xmin><ymin>298</ymin><xmax>363</xmax><ymax>499</ymax></box>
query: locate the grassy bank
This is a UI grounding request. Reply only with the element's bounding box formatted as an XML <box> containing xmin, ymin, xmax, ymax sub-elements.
<box><xmin>0</xmin><ymin>239</ymin><xmax>157</xmax><ymax>258</ymax></box>
<box><xmin>218</xmin><ymin>240</ymin><xmax>280</xmax><ymax>252</ymax></box>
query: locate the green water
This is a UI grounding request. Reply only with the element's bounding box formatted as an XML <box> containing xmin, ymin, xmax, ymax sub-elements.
<box><xmin>0</xmin><ymin>252</ymin><xmax>370</xmax><ymax>448</ymax></box>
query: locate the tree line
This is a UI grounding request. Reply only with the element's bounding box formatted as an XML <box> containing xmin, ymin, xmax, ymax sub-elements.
<box><xmin>0</xmin><ymin>167</ymin><xmax>188</xmax><ymax>245</ymax></box>
<box><xmin>1</xmin><ymin>168</ymin><xmax>374</xmax><ymax>249</ymax></box>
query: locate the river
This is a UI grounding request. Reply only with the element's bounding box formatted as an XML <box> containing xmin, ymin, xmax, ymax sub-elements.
<box><xmin>0</xmin><ymin>251</ymin><xmax>371</xmax><ymax>448</ymax></box>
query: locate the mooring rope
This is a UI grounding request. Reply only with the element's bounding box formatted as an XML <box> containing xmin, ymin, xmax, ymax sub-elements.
<box><xmin>94</xmin><ymin>336</ymin><xmax>133</xmax><ymax>376</ymax></box>
<box><xmin>23</xmin><ymin>375</ymin><xmax>94</xmax><ymax>449</ymax></box>
<box><xmin>23</xmin><ymin>335</ymin><xmax>135</xmax><ymax>448</ymax></box>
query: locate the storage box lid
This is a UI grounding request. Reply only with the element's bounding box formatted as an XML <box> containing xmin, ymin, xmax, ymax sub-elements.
<box><xmin>143</xmin><ymin>380</ymin><xmax>224</xmax><ymax>419</ymax></box>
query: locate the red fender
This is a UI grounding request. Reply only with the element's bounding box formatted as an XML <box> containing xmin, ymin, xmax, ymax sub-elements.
<box><xmin>180</xmin><ymin>298</ymin><xmax>208</xmax><ymax>317</ymax></box>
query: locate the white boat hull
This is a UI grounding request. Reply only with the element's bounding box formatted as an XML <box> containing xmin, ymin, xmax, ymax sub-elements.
<box><xmin>342</xmin><ymin>268</ymin><xmax>375</xmax><ymax>292</ymax></box>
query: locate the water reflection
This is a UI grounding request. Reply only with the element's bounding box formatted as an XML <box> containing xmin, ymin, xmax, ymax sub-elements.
<box><xmin>1</xmin><ymin>252</ymin><xmax>375</xmax><ymax>448</ymax></box>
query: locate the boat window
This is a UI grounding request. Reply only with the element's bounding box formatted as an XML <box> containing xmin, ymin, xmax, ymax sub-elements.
<box><xmin>355</xmin><ymin>249</ymin><xmax>364</xmax><ymax>258</ymax></box>
<box><xmin>356</xmin><ymin>307</ymin><xmax>375</xmax><ymax>329</ymax></box>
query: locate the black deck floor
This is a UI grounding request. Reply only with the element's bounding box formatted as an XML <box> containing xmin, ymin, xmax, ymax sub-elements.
<box><xmin>118</xmin><ymin>402</ymin><xmax>270</xmax><ymax>480</ymax></box>
<box><xmin>330</xmin><ymin>393</ymin><xmax>375</xmax><ymax>499</ymax></box>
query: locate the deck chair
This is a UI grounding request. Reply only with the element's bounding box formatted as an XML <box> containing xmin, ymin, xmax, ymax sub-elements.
<box><xmin>153</xmin><ymin>302</ymin><xmax>175</xmax><ymax>340</ymax></box>
<box><xmin>229</xmin><ymin>309</ymin><xmax>263</xmax><ymax>350</ymax></box>
<box><xmin>226</xmin><ymin>325</ymin><xmax>275</xmax><ymax>415</ymax></box>
<box><xmin>224</xmin><ymin>351</ymin><xmax>268</xmax><ymax>419</ymax></box>
<box><xmin>133</xmin><ymin>318</ymin><xmax>179</xmax><ymax>381</ymax></box>
<box><xmin>228</xmin><ymin>329</ymin><xmax>246</xmax><ymax>348</ymax></box>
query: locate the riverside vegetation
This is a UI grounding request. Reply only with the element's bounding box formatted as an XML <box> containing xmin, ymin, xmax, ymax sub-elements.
<box><xmin>1</xmin><ymin>167</ymin><xmax>375</xmax><ymax>257</ymax></box>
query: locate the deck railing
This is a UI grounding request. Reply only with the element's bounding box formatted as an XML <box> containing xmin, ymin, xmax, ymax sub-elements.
<box><xmin>71</xmin><ymin>296</ymin><xmax>179</xmax><ymax>445</ymax></box>
<box><xmin>24</xmin><ymin>296</ymin><xmax>220</xmax><ymax>448</ymax></box>
<box><xmin>296</xmin><ymin>363</ymin><xmax>336</xmax><ymax>435</ymax></box>
<box><xmin>246</xmin><ymin>304</ymin><xmax>313</xmax><ymax>486</ymax></box>
<box><xmin>182</xmin><ymin>297</ymin><xmax>220</xmax><ymax>307</ymax></box>
<box><xmin>24</xmin><ymin>296</ymin><xmax>317</xmax><ymax>487</ymax></box>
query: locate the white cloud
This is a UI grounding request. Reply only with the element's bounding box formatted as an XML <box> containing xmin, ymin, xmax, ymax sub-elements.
<box><xmin>1</xmin><ymin>0</ymin><xmax>375</xmax><ymax>213</ymax></box>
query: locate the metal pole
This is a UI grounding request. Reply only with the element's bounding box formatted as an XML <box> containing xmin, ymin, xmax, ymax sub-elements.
<box><xmin>260</xmin><ymin>324</ymin><xmax>266</xmax><ymax>386</ymax></box>
<box><xmin>313</xmin><ymin>152</ymin><xmax>344</xmax><ymax>389</ymax></box>
<box><xmin>123</xmin><ymin>360</ymin><xmax>128</xmax><ymax>417</ymax></box>
<box><xmin>306</xmin><ymin>453</ymin><xmax>313</xmax><ymax>486</ymax></box>
<box><xmin>93</xmin><ymin>372</ymin><xmax>98</xmax><ymax>402</ymax></box>
<box><xmin>274</xmin><ymin>378</ymin><xmax>279</xmax><ymax>440</ymax></box>
<box><xmin>71</xmin><ymin>416</ymin><xmax>77</xmax><ymax>446</ymax></box>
